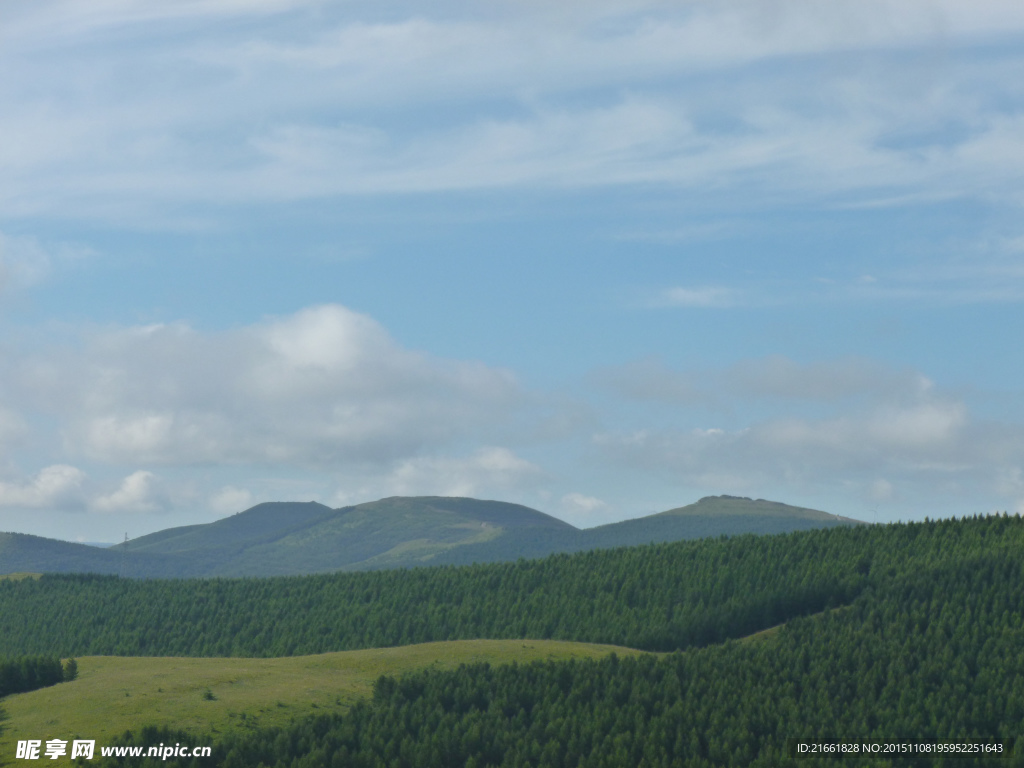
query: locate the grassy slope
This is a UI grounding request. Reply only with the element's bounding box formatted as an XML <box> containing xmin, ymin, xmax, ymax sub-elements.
<box><xmin>0</xmin><ymin>640</ymin><xmax>642</xmax><ymax>766</ymax></box>
<box><xmin>0</xmin><ymin>611</ymin><xmax>838</xmax><ymax>767</ymax></box>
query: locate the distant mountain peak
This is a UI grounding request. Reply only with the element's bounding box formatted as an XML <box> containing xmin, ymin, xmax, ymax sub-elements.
<box><xmin>231</xmin><ymin>500</ymin><xmax>332</xmax><ymax>517</ymax></box>
<box><xmin>345</xmin><ymin>496</ymin><xmax>577</xmax><ymax>531</ymax></box>
<box><xmin>2</xmin><ymin>494</ymin><xmax>860</xmax><ymax>579</ymax></box>
<box><xmin>675</xmin><ymin>495</ymin><xmax>862</xmax><ymax>523</ymax></box>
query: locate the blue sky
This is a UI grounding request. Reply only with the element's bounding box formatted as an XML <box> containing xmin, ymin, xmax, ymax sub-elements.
<box><xmin>1</xmin><ymin>0</ymin><xmax>1023</xmax><ymax>541</ymax></box>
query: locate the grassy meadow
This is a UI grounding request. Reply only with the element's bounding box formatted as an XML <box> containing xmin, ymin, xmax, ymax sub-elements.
<box><xmin>0</xmin><ymin>640</ymin><xmax>645</xmax><ymax>765</ymax></box>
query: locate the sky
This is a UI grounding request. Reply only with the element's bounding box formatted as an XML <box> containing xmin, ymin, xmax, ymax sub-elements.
<box><xmin>1</xmin><ymin>0</ymin><xmax>1023</xmax><ymax>542</ymax></box>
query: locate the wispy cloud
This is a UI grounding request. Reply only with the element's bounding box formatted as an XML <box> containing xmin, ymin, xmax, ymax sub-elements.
<box><xmin>2</xmin><ymin>1</ymin><xmax>1023</xmax><ymax>222</ymax></box>
<box><xmin>561</xmin><ymin>492</ymin><xmax>608</xmax><ymax>516</ymax></box>
<box><xmin>378</xmin><ymin>447</ymin><xmax>544</xmax><ymax>500</ymax></box>
<box><xmin>655</xmin><ymin>286</ymin><xmax>739</xmax><ymax>308</ymax></box>
<box><xmin>596</xmin><ymin>356</ymin><xmax>932</xmax><ymax>405</ymax></box>
<box><xmin>594</xmin><ymin>398</ymin><xmax>1024</xmax><ymax>510</ymax></box>
<box><xmin>0</xmin><ymin>233</ymin><xmax>52</xmax><ymax>293</ymax></box>
<box><xmin>647</xmin><ymin>239</ymin><xmax>1024</xmax><ymax>310</ymax></box>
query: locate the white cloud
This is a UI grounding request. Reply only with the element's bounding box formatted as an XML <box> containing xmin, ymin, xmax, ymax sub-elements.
<box><xmin>595</xmin><ymin>395</ymin><xmax>1023</xmax><ymax>508</ymax></box>
<box><xmin>0</xmin><ymin>408</ymin><xmax>29</xmax><ymax>454</ymax></box>
<box><xmin>0</xmin><ymin>464</ymin><xmax>86</xmax><ymax>509</ymax></box>
<box><xmin>659</xmin><ymin>286</ymin><xmax>737</xmax><ymax>309</ymax></box>
<box><xmin>732</xmin><ymin>357</ymin><xmax>932</xmax><ymax>402</ymax></box>
<box><xmin>0</xmin><ymin>232</ymin><xmax>52</xmax><ymax>293</ymax></box>
<box><xmin>592</xmin><ymin>355</ymin><xmax>1024</xmax><ymax>513</ymax></box>
<box><xmin>91</xmin><ymin>470</ymin><xmax>166</xmax><ymax>514</ymax></box>
<box><xmin>561</xmin><ymin>492</ymin><xmax>608</xmax><ymax>514</ymax></box>
<box><xmin>596</xmin><ymin>359</ymin><xmax>707</xmax><ymax>405</ymax></box>
<box><xmin>0</xmin><ymin>231</ymin><xmax>92</xmax><ymax>297</ymax></box>
<box><xmin>751</xmin><ymin>400</ymin><xmax>968</xmax><ymax>460</ymax></box>
<box><xmin>81</xmin><ymin>415</ymin><xmax>175</xmax><ymax>460</ymax></box>
<box><xmin>0</xmin><ymin>464</ymin><xmax>178</xmax><ymax>516</ymax></box>
<box><xmin>869</xmin><ymin>479</ymin><xmax>894</xmax><ymax>502</ymax></box>
<box><xmin>383</xmin><ymin>447</ymin><xmax>544</xmax><ymax>498</ymax></box>
<box><xmin>209</xmin><ymin>485</ymin><xmax>255</xmax><ymax>515</ymax></box>
<box><xmin>12</xmin><ymin>304</ymin><xmax>523</xmax><ymax>469</ymax></box>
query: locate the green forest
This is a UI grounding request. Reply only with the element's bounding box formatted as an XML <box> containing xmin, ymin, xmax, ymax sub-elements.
<box><xmin>0</xmin><ymin>656</ymin><xmax>70</xmax><ymax>698</ymax></box>
<box><xmin>0</xmin><ymin>517</ymin><xmax>983</xmax><ymax>658</ymax></box>
<box><xmin>2</xmin><ymin>515</ymin><xmax>1023</xmax><ymax>766</ymax></box>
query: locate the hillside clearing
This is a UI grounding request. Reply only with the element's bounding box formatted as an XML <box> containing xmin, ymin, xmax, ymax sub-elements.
<box><xmin>0</xmin><ymin>639</ymin><xmax>645</xmax><ymax>764</ymax></box>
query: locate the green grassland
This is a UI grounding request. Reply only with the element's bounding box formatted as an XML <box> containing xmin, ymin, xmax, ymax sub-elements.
<box><xmin>0</xmin><ymin>640</ymin><xmax>644</xmax><ymax>765</ymax></box>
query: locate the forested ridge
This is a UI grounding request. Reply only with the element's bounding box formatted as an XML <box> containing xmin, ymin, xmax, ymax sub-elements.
<box><xmin>0</xmin><ymin>515</ymin><xmax>1021</xmax><ymax>659</ymax></box>
<box><xmin>0</xmin><ymin>520</ymin><xmax>897</xmax><ymax>658</ymax></box>
<box><xmin>0</xmin><ymin>514</ymin><xmax>1019</xmax><ymax>659</ymax></box>
<box><xmin>93</xmin><ymin>515</ymin><xmax>1024</xmax><ymax>767</ymax></box>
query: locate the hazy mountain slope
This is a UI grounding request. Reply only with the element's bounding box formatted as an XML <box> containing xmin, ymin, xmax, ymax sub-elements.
<box><xmin>1</xmin><ymin>495</ymin><xmax>860</xmax><ymax>578</ymax></box>
<box><xmin>580</xmin><ymin>495</ymin><xmax>860</xmax><ymax>549</ymax></box>
<box><xmin>427</xmin><ymin>527</ymin><xmax>583</xmax><ymax>566</ymax></box>
<box><xmin>658</xmin><ymin>494</ymin><xmax>859</xmax><ymax>522</ymax></box>
<box><xmin>120</xmin><ymin>501</ymin><xmax>334</xmax><ymax>555</ymax></box>
<box><xmin>431</xmin><ymin>496</ymin><xmax>862</xmax><ymax>566</ymax></box>
<box><xmin>0</xmin><ymin>532</ymin><xmax>186</xmax><ymax>577</ymax></box>
<box><xmin>207</xmin><ymin>496</ymin><xmax>574</xmax><ymax>576</ymax></box>
<box><xmin>2</xmin><ymin>497</ymin><xmax>570</xmax><ymax>578</ymax></box>
<box><xmin>1</xmin><ymin>532</ymin><xmax>120</xmax><ymax>575</ymax></box>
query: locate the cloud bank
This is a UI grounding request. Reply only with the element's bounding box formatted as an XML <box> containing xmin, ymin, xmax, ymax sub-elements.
<box><xmin>11</xmin><ymin>304</ymin><xmax>521</xmax><ymax>468</ymax></box>
<box><xmin>594</xmin><ymin>356</ymin><xmax>1024</xmax><ymax>514</ymax></box>
<box><xmin>0</xmin><ymin>304</ymin><xmax>542</xmax><ymax>518</ymax></box>
<box><xmin>1</xmin><ymin>322</ymin><xmax>1021</xmax><ymax>524</ymax></box>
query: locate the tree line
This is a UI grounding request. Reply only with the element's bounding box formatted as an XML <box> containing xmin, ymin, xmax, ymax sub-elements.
<box><xmin>0</xmin><ymin>656</ymin><xmax>74</xmax><ymax>698</ymax></box>
<box><xmin>1</xmin><ymin>515</ymin><xmax>1021</xmax><ymax>660</ymax></box>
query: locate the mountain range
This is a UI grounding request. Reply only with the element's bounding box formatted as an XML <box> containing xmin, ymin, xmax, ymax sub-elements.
<box><xmin>0</xmin><ymin>495</ymin><xmax>861</xmax><ymax>578</ymax></box>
